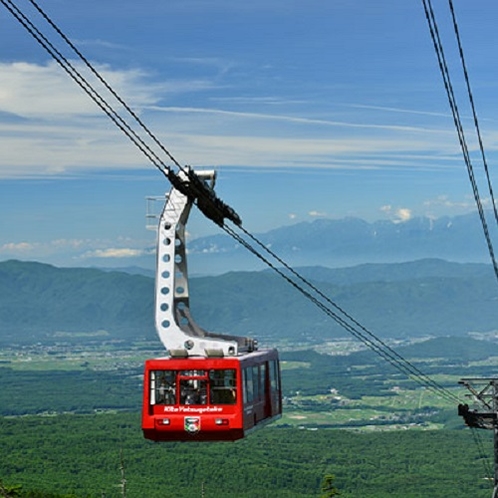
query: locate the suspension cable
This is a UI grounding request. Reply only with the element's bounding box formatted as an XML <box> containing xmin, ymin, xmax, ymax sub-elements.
<box><xmin>470</xmin><ymin>426</ymin><xmax>494</xmax><ymax>486</ymax></box>
<box><xmin>447</xmin><ymin>0</ymin><xmax>498</xmax><ymax>231</ymax></box>
<box><xmin>421</xmin><ymin>0</ymin><xmax>498</xmax><ymax>280</ymax></box>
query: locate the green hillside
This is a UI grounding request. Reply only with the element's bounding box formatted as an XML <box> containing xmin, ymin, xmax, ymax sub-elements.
<box><xmin>0</xmin><ymin>260</ymin><xmax>155</xmax><ymax>344</ymax></box>
<box><xmin>0</xmin><ymin>259</ymin><xmax>497</xmax><ymax>345</ymax></box>
<box><xmin>190</xmin><ymin>266</ymin><xmax>498</xmax><ymax>340</ymax></box>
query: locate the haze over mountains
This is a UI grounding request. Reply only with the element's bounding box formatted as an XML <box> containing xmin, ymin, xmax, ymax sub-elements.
<box><xmin>187</xmin><ymin>212</ymin><xmax>492</xmax><ymax>274</ymax></box>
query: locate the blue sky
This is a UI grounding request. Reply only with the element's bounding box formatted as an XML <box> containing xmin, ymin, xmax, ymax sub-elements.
<box><xmin>1</xmin><ymin>0</ymin><xmax>497</xmax><ymax>268</ymax></box>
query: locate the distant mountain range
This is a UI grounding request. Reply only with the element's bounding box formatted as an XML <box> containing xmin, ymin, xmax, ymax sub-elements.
<box><xmin>187</xmin><ymin>212</ymin><xmax>492</xmax><ymax>273</ymax></box>
<box><xmin>0</xmin><ymin>258</ymin><xmax>496</xmax><ymax>346</ymax></box>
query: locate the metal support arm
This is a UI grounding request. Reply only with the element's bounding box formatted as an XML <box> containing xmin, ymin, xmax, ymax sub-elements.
<box><xmin>154</xmin><ymin>169</ymin><xmax>256</xmax><ymax>358</ymax></box>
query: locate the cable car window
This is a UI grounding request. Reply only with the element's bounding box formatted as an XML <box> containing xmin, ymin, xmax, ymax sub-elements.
<box><xmin>151</xmin><ymin>370</ymin><xmax>177</xmax><ymax>405</ymax></box>
<box><xmin>270</xmin><ymin>360</ymin><xmax>278</xmax><ymax>391</ymax></box>
<box><xmin>252</xmin><ymin>365</ymin><xmax>260</xmax><ymax>400</ymax></box>
<box><xmin>180</xmin><ymin>378</ymin><xmax>207</xmax><ymax>405</ymax></box>
<box><xmin>260</xmin><ymin>363</ymin><xmax>267</xmax><ymax>398</ymax></box>
<box><xmin>209</xmin><ymin>369</ymin><xmax>236</xmax><ymax>405</ymax></box>
<box><xmin>244</xmin><ymin>367</ymin><xmax>253</xmax><ymax>404</ymax></box>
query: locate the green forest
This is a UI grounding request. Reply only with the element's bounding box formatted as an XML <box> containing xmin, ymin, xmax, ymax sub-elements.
<box><xmin>0</xmin><ymin>414</ymin><xmax>493</xmax><ymax>498</ymax></box>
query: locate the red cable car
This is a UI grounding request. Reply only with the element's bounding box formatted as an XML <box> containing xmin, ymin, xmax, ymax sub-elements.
<box><xmin>142</xmin><ymin>170</ymin><xmax>282</xmax><ymax>441</ymax></box>
<box><xmin>142</xmin><ymin>350</ymin><xmax>281</xmax><ymax>441</ymax></box>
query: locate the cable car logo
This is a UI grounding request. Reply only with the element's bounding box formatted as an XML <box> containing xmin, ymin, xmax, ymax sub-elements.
<box><xmin>165</xmin><ymin>405</ymin><xmax>222</xmax><ymax>414</ymax></box>
<box><xmin>184</xmin><ymin>416</ymin><xmax>201</xmax><ymax>434</ymax></box>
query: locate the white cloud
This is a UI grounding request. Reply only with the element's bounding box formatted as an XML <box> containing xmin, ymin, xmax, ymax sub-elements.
<box><xmin>81</xmin><ymin>248</ymin><xmax>146</xmax><ymax>259</ymax></box>
<box><xmin>395</xmin><ymin>208</ymin><xmax>412</xmax><ymax>223</ymax></box>
<box><xmin>308</xmin><ymin>210</ymin><xmax>327</xmax><ymax>218</ymax></box>
<box><xmin>0</xmin><ymin>238</ymin><xmax>89</xmax><ymax>256</ymax></box>
<box><xmin>380</xmin><ymin>205</ymin><xmax>412</xmax><ymax>223</ymax></box>
<box><xmin>0</xmin><ymin>238</ymin><xmax>151</xmax><ymax>264</ymax></box>
<box><xmin>0</xmin><ymin>61</ymin><xmax>168</xmax><ymax>176</ymax></box>
<box><xmin>0</xmin><ymin>241</ymin><xmax>36</xmax><ymax>252</ymax></box>
<box><xmin>423</xmin><ymin>194</ymin><xmax>475</xmax><ymax>210</ymax></box>
<box><xmin>149</xmin><ymin>104</ymin><xmax>440</xmax><ymax>133</ymax></box>
<box><xmin>0</xmin><ymin>61</ymin><xmax>163</xmax><ymax>118</ymax></box>
<box><xmin>0</xmin><ymin>60</ymin><xmax>471</xmax><ymax>180</ymax></box>
<box><xmin>0</xmin><ymin>121</ymin><xmax>145</xmax><ymax>175</ymax></box>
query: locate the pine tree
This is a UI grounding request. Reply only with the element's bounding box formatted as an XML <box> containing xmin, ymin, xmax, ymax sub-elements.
<box><xmin>320</xmin><ymin>474</ymin><xmax>340</xmax><ymax>497</ymax></box>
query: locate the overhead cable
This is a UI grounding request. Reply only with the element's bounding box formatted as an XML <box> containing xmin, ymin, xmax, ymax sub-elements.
<box><xmin>421</xmin><ymin>0</ymin><xmax>498</xmax><ymax>280</ymax></box>
<box><xmin>447</xmin><ymin>0</ymin><xmax>498</xmax><ymax>231</ymax></box>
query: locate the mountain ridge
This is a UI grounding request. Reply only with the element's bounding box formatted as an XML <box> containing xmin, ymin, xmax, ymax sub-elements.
<box><xmin>0</xmin><ymin>258</ymin><xmax>496</xmax><ymax>345</ymax></box>
<box><xmin>188</xmin><ymin>212</ymin><xmax>490</xmax><ymax>273</ymax></box>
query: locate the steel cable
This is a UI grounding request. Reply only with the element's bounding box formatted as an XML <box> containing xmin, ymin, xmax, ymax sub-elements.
<box><xmin>422</xmin><ymin>0</ymin><xmax>498</xmax><ymax>280</ymax></box>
